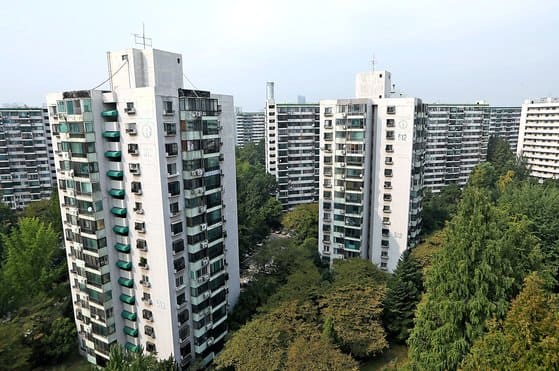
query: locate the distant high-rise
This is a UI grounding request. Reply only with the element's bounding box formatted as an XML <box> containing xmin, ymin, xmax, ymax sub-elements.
<box><xmin>517</xmin><ymin>97</ymin><xmax>559</xmax><ymax>179</ymax></box>
<box><xmin>47</xmin><ymin>48</ymin><xmax>240</xmax><ymax>369</ymax></box>
<box><xmin>265</xmin><ymin>82</ymin><xmax>320</xmax><ymax>210</ymax></box>
<box><xmin>318</xmin><ymin>71</ymin><xmax>426</xmax><ymax>272</ymax></box>
<box><xmin>234</xmin><ymin>109</ymin><xmax>265</xmax><ymax>147</ymax></box>
<box><xmin>0</xmin><ymin>107</ymin><xmax>55</xmax><ymax>209</ymax></box>
<box><xmin>424</xmin><ymin>103</ymin><xmax>521</xmax><ymax>193</ymax></box>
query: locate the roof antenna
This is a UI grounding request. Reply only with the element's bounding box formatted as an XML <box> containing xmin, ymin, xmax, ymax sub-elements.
<box><xmin>371</xmin><ymin>53</ymin><xmax>376</xmax><ymax>72</ymax></box>
<box><xmin>133</xmin><ymin>23</ymin><xmax>152</xmax><ymax>49</ymax></box>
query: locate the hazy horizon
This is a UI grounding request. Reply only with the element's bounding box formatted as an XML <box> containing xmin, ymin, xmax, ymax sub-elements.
<box><xmin>1</xmin><ymin>0</ymin><xmax>557</xmax><ymax>110</ymax></box>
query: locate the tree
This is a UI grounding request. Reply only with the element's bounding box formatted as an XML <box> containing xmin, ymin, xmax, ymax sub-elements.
<box><xmin>0</xmin><ymin>202</ymin><xmax>17</xmax><ymax>261</ymax></box>
<box><xmin>461</xmin><ymin>272</ymin><xmax>559</xmax><ymax>370</ymax></box>
<box><xmin>410</xmin><ymin>230</ymin><xmax>445</xmax><ymax>275</ymax></box>
<box><xmin>282</xmin><ymin>203</ymin><xmax>319</xmax><ymax>241</ymax></box>
<box><xmin>383</xmin><ymin>250</ymin><xmax>423</xmax><ymax>343</ymax></box>
<box><xmin>487</xmin><ymin>136</ymin><xmax>516</xmax><ymax>176</ymax></box>
<box><xmin>104</xmin><ymin>344</ymin><xmax>178</xmax><ymax>371</ymax></box>
<box><xmin>407</xmin><ymin>186</ymin><xmax>542</xmax><ymax>370</ymax></box>
<box><xmin>0</xmin><ymin>217</ymin><xmax>62</xmax><ymax>314</ymax></box>
<box><xmin>320</xmin><ymin>259</ymin><xmax>388</xmax><ymax>358</ymax></box>
<box><xmin>421</xmin><ymin>185</ymin><xmax>461</xmax><ymax>235</ymax></box>
<box><xmin>286</xmin><ymin>335</ymin><xmax>359</xmax><ymax>371</ymax></box>
<box><xmin>0</xmin><ymin>322</ymin><xmax>32</xmax><ymax>370</ymax></box>
<box><xmin>23</xmin><ymin>188</ymin><xmax>63</xmax><ymax>237</ymax></box>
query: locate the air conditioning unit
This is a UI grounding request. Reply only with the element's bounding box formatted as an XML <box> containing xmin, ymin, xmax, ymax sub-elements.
<box><xmin>133</xmin><ymin>189</ymin><xmax>143</xmax><ymax>195</ymax></box>
<box><xmin>195</xmin><ymin>188</ymin><xmax>204</xmax><ymax>195</ymax></box>
<box><xmin>207</xmin><ymin>337</ymin><xmax>214</xmax><ymax>345</ymax></box>
<box><xmin>126</xmin><ymin>127</ymin><xmax>137</xmax><ymax>135</ymax></box>
<box><xmin>200</xmin><ymin>224</ymin><xmax>207</xmax><ymax>231</ymax></box>
<box><xmin>193</xmin><ymin>112</ymin><xmax>202</xmax><ymax>118</ymax></box>
<box><xmin>129</xmin><ymin>164</ymin><xmax>140</xmax><ymax>174</ymax></box>
<box><xmin>198</xmin><ymin>206</ymin><xmax>205</xmax><ymax>213</ymax></box>
<box><xmin>202</xmin><ymin>257</ymin><xmax>209</xmax><ymax>265</ymax></box>
<box><xmin>201</xmin><ymin>241</ymin><xmax>208</xmax><ymax>249</ymax></box>
<box><xmin>124</xmin><ymin>107</ymin><xmax>136</xmax><ymax>114</ymax></box>
<box><xmin>136</xmin><ymin>208</ymin><xmax>144</xmax><ymax>214</ymax></box>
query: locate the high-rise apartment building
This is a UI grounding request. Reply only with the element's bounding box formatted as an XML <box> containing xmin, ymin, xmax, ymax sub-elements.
<box><xmin>318</xmin><ymin>71</ymin><xmax>426</xmax><ymax>272</ymax></box>
<box><xmin>265</xmin><ymin>82</ymin><xmax>320</xmax><ymax>210</ymax></box>
<box><xmin>234</xmin><ymin>109</ymin><xmax>265</xmax><ymax>147</ymax></box>
<box><xmin>0</xmin><ymin>107</ymin><xmax>55</xmax><ymax>209</ymax></box>
<box><xmin>46</xmin><ymin>48</ymin><xmax>239</xmax><ymax>369</ymax></box>
<box><xmin>424</xmin><ymin>103</ymin><xmax>521</xmax><ymax>193</ymax></box>
<box><xmin>517</xmin><ymin>97</ymin><xmax>559</xmax><ymax>179</ymax></box>
<box><xmin>490</xmin><ymin>106</ymin><xmax>521</xmax><ymax>152</ymax></box>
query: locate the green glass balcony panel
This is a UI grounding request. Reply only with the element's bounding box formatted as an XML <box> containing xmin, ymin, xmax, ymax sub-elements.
<box><xmin>109</xmin><ymin>188</ymin><xmax>125</xmax><ymax>198</ymax></box>
<box><xmin>120</xmin><ymin>294</ymin><xmax>135</xmax><ymax>305</ymax></box>
<box><xmin>101</xmin><ymin>110</ymin><xmax>118</xmax><ymax>118</ymax></box>
<box><xmin>125</xmin><ymin>342</ymin><xmax>140</xmax><ymax>353</ymax></box>
<box><xmin>102</xmin><ymin>131</ymin><xmax>120</xmax><ymax>139</ymax></box>
<box><xmin>107</xmin><ymin>170</ymin><xmax>124</xmax><ymax>180</ymax></box>
<box><xmin>104</xmin><ymin>151</ymin><xmax>122</xmax><ymax>160</ymax></box>
<box><xmin>121</xmin><ymin>310</ymin><xmax>137</xmax><ymax>321</ymax></box>
<box><xmin>118</xmin><ymin>277</ymin><xmax>134</xmax><ymax>288</ymax></box>
<box><xmin>123</xmin><ymin>326</ymin><xmax>138</xmax><ymax>337</ymax></box>
<box><xmin>111</xmin><ymin>207</ymin><xmax>127</xmax><ymax>217</ymax></box>
<box><xmin>115</xmin><ymin>243</ymin><xmax>131</xmax><ymax>253</ymax></box>
<box><xmin>116</xmin><ymin>260</ymin><xmax>132</xmax><ymax>271</ymax></box>
<box><xmin>113</xmin><ymin>225</ymin><xmax>129</xmax><ymax>236</ymax></box>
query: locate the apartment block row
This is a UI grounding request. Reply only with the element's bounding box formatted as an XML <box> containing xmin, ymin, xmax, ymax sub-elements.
<box><xmin>46</xmin><ymin>48</ymin><xmax>240</xmax><ymax>369</ymax></box>
<box><xmin>234</xmin><ymin>109</ymin><xmax>265</xmax><ymax>147</ymax></box>
<box><xmin>0</xmin><ymin>107</ymin><xmax>56</xmax><ymax>209</ymax></box>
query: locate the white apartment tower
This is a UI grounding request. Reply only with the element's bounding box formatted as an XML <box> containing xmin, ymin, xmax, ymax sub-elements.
<box><xmin>265</xmin><ymin>82</ymin><xmax>320</xmax><ymax>210</ymax></box>
<box><xmin>0</xmin><ymin>107</ymin><xmax>55</xmax><ymax>209</ymax></box>
<box><xmin>234</xmin><ymin>109</ymin><xmax>265</xmax><ymax>147</ymax></box>
<box><xmin>318</xmin><ymin>71</ymin><xmax>426</xmax><ymax>272</ymax></box>
<box><xmin>46</xmin><ymin>48</ymin><xmax>239</xmax><ymax>369</ymax></box>
<box><xmin>517</xmin><ymin>97</ymin><xmax>559</xmax><ymax>179</ymax></box>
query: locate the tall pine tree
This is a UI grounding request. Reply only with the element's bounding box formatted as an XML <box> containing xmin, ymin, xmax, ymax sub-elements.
<box><xmin>407</xmin><ymin>186</ymin><xmax>542</xmax><ymax>370</ymax></box>
<box><xmin>383</xmin><ymin>249</ymin><xmax>423</xmax><ymax>343</ymax></box>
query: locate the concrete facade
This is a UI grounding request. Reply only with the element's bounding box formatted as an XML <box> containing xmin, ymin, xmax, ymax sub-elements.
<box><xmin>234</xmin><ymin>109</ymin><xmax>265</xmax><ymax>147</ymax></box>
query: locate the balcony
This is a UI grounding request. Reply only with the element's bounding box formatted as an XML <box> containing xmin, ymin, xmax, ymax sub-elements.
<box><xmin>113</xmin><ymin>225</ymin><xmax>129</xmax><ymax>236</ymax></box>
<box><xmin>104</xmin><ymin>151</ymin><xmax>122</xmax><ymax>161</ymax></box>
<box><xmin>102</xmin><ymin>131</ymin><xmax>120</xmax><ymax>139</ymax></box>
<box><xmin>116</xmin><ymin>260</ymin><xmax>132</xmax><ymax>271</ymax></box>
<box><xmin>123</xmin><ymin>326</ymin><xmax>138</xmax><ymax>337</ymax></box>
<box><xmin>120</xmin><ymin>294</ymin><xmax>135</xmax><ymax>305</ymax></box>
<box><xmin>121</xmin><ymin>310</ymin><xmax>137</xmax><ymax>321</ymax></box>
<box><xmin>115</xmin><ymin>243</ymin><xmax>131</xmax><ymax>253</ymax></box>
<box><xmin>108</xmin><ymin>188</ymin><xmax>125</xmax><ymax>198</ymax></box>
<box><xmin>118</xmin><ymin>277</ymin><xmax>134</xmax><ymax>288</ymax></box>
<box><xmin>111</xmin><ymin>207</ymin><xmax>127</xmax><ymax>217</ymax></box>
<box><xmin>101</xmin><ymin>110</ymin><xmax>118</xmax><ymax>118</ymax></box>
<box><xmin>125</xmin><ymin>342</ymin><xmax>140</xmax><ymax>353</ymax></box>
<box><xmin>106</xmin><ymin>170</ymin><xmax>124</xmax><ymax>180</ymax></box>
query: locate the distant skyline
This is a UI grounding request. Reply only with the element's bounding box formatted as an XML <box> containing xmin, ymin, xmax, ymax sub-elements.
<box><xmin>1</xmin><ymin>0</ymin><xmax>558</xmax><ymax>110</ymax></box>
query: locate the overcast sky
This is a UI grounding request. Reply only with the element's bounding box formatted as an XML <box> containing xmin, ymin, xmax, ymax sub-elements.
<box><xmin>1</xmin><ymin>0</ymin><xmax>557</xmax><ymax>110</ymax></box>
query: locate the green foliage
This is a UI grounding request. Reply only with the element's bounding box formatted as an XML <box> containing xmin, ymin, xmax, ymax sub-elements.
<box><xmin>286</xmin><ymin>335</ymin><xmax>359</xmax><ymax>371</ymax></box>
<box><xmin>282</xmin><ymin>203</ymin><xmax>319</xmax><ymax>242</ymax></box>
<box><xmin>0</xmin><ymin>322</ymin><xmax>32</xmax><ymax>370</ymax></box>
<box><xmin>407</xmin><ymin>186</ymin><xmax>542</xmax><ymax>370</ymax></box>
<box><xmin>461</xmin><ymin>272</ymin><xmax>559</xmax><ymax>370</ymax></box>
<box><xmin>409</xmin><ymin>230</ymin><xmax>445</xmax><ymax>275</ymax></box>
<box><xmin>487</xmin><ymin>136</ymin><xmax>517</xmax><ymax>176</ymax></box>
<box><xmin>320</xmin><ymin>259</ymin><xmax>388</xmax><ymax>358</ymax></box>
<box><xmin>0</xmin><ymin>202</ymin><xmax>17</xmax><ymax>261</ymax></box>
<box><xmin>236</xmin><ymin>140</ymin><xmax>282</xmax><ymax>256</ymax></box>
<box><xmin>23</xmin><ymin>188</ymin><xmax>63</xmax><ymax>237</ymax></box>
<box><xmin>467</xmin><ymin>162</ymin><xmax>498</xmax><ymax>192</ymax></box>
<box><xmin>383</xmin><ymin>250</ymin><xmax>423</xmax><ymax>343</ymax></box>
<box><xmin>421</xmin><ymin>185</ymin><xmax>462</xmax><ymax>235</ymax></box>
<box><xmin>104</xmin><ymin>344</ymin><xmax>178</xmax><ymax>371</ymax></box>
<box><xmin>0</xmin><ymin>217</ymin><xmax>63</xmax><ymax>314</ymax></box>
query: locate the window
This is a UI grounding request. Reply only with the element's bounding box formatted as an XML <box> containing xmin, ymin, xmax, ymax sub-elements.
<box><xmin>168</xmin><ymin>181</ymin><xmax>180</xmax><ymax>196</ymax></box>
<box><xmin>131</xmin><ymin>181</ymin><xmax>142</xmax><ymax>194</ymax></box>
<box><xmin>324</xmin><ymin>107</ymin><xmax>333</xmax><ymax>115</ymax></box>
<box><xmin>167</xmin><ymin>163</ymin><xmax>177</xmax><ymax>176</ymax></box>
<box><xmin>176</xmin><ymin>275</ymin><xmax>184</xmax><ymax>288</ymax></box>
<box><xmin>383</xmin><ymin>193</ymin><xmax>392</xmax><ymax>201</ymax></box>
<box><xmin>383</xmin><ymin>205</ymin><xmax>391</xmax><ymax>213</ymax></box>
<box><xmin>128</xmin><ymin>143</ymin><xmax>139</xmax><ymax>155</ymax></box>
<box><xmin>142</xmin><ymin>309</ymin><xmax>153</xmax><ymax>321</ymax></box>
<box><xmin>171</xmin><ymin>222</ymin><xmax>183</xmax><ymax>235</ymax></box>
<box><xmin>137</xmin><ymin>239</ymin><xmax>147</xmax><ymax>250</ymax></box>
<box><xmin>384</xmin><ymin>181</ymin><xmax>392</xmax><ymax>189</ymax></box>
<box><xmin>387</xmin><ymin>106</ymin><xmax>396</xmax><ymax>114</ymax></box>
<box><xmin>134</xmin><ymin>202</ymin><xmax>143</xmax><ymax>213</ymax></box>
<box><xmin>165</xmin><ymin>143</ymin><xmax>178</xmax><ymax>156</ymax></box>
<box><xmin>164</xmin><ymin>101</ymin><xmax>174</xmax><ymax>114</ymax></box>
<box><xmin>385</xmin><ymin>157</ymin><xmax>393</xmax><ymax>164</ymax></box>
<box><xmin>125</xmin><ymin>102</ymin><xmax>135</xmax><ymax>113</ymax></box>
<box><xmin>385</xmin><ymin>144</ymin><xmax>393</xmax><ymax>152</ymax></box>
<box><xmin>384</xmin><ymin>169</ymin><xmax>393</xmax><ymax>177</ymax></box>
<box><xmin>164</xmin><ymin>122</ymin><xmax>176</xmax><ymax>135</ymax></box>
<box><xmin>139</xmin><ymin>256</ymin><xmax>148</xmax><ymax>268</ymax></box>
<box><xmin>173</xmin><ymin>239</ymin><xmax>185</xmax><ymax>254</ymax></box>
<box><xmin>386</xmin><ymin>119</ymin><xmax>395</xmax><ymax>127</ymax></box>
<box><xmin>135</xmin><ymin>222</ymin><xmax>146</xmax><ymax>233</ymax></box>
<box><xmin>178</xmin><ymin>309</ymin><xmax>189</xmax><ymax>324</ymax></box>
<box><xmin>145</xmin><ymin>325</ymin><xmax>155</xmax><ymax>338</ymax></box>
<box><xmin>382</xmin><ymin>229</ymin><xmax>389</xmax><ymax>238</ymax></box>
<box><xmin>174</xmin><ymin>257</ymin><xmax>185</xmax><ymax>272</ymax></box>
<box><xmin>381</xmin><ymin>262</ymin><xmax>387</xmax><ymax>268</ymax></box>
<box><xmin>383</xmin><ymin>217</ymin><xmax>390</xmax><ymax>225</ymax></box>
<box><xmin>386</xmin><ymin>131</ymin><xmax>395</xmax><ymax>140</ymax></box>
<box><xmin>146</xmin><ymin>342</ymin><xmax>156</xmax><ymax>353</ymax></box>
<box><xmin>170</xmin><ymin>202</ymin><xmax>179</xmax><ymax>215</ymax></box>
<box><xmin>177</xmin><ymin>293</ymin><xmax>186</xmax><ymax>306</ymax></box>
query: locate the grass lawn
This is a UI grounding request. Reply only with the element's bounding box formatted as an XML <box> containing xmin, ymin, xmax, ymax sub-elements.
<box><xmin>360</xmin><ymin>344</ymin><xmax>408</xmax><ymax>371</ymax></box>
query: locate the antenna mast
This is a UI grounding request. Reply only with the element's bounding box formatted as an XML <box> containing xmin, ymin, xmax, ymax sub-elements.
<box><xmin>133</xmin><ymin>23</ymin><xmax>152</xmax><ymax>49</ymax></box>
<box><xmin>371</xmin><ymin>53</ymin><xmax>376</xmax><ymax>72</ymax></box>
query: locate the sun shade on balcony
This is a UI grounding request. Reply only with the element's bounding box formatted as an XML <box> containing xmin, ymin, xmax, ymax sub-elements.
<box><xmin>109</xmin><ymin>188</ymin><xmax>125</xmax><ymax>198</ymax></box>
<box><xmin>101</xmin><ymin>110</ymin><xmax>118</xmax><ymax>118</ymax></box>
<box><xmin>102</xmin><ymin>131</ymin><xmax>120</xmax><ymax>139</ymax></box>
<box><xmin>121</xmin><ymin>310</ymin><xmax>137</xmax><ymax>321</ymax></box>
<box><xmin>104</xmin><ymin>151</ymin><xmax>122</xmax><ymax>160</ymax></box>
<box><xmin>116</xmin><ymin>260</ymin><xmax>132</xmax><ymax>270</ymax></box>
<box><xmin>111</xmin><ymin>207</ymin><xmax>127</xmax><ymax>217</ymax></box>
<box><xmin>106</xmin><ymin>170</ymin><xmax>124</xmax><ymax>179</ymax></box>
<box><xmin>120</xmin><ymin>294</ymin><xmax>135</xmax><ymax>305</ymax></box>
<box><xmin>113</xmin><ymin>225</ymin><xmax>129</xmax><ymax>235</ymax></box>
<box><xmin>123</xmin><ymin>326</ymin><xmax>138</xmax><ymax>337</ymax></box>
<box><xmin>118</xmin><ymin>277</ymin><xmax>134</xmax><ymax>288</ymax></box>
<box><xmin>125</xmin><ymin>342</ymin><xmax>140</xmax><ymax>352</ymax></box>
<box><xmin>115</xmin><ymin>243</ymin><xmax>131</xmax><ymax>253</ymax></box>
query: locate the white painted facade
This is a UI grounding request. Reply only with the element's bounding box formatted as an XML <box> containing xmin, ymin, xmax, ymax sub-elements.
<box><xmin>517</xmin><ymin>97</ymin><xmax>559</xmax><ymax>179</ymax></box>
<box><xmin>319</xmin><ymin>71</ymin><xmax>426</xmax><ymax>272</ymax></box>
<box><xmin>47</xmin><ymin>48</ymin><xmax>239</xmax><ymax>369</ymax></box>
<box><xmin>234</xmin><ymin>109</ymin><xmax>265</xmax><ymax>147</ymax></box>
